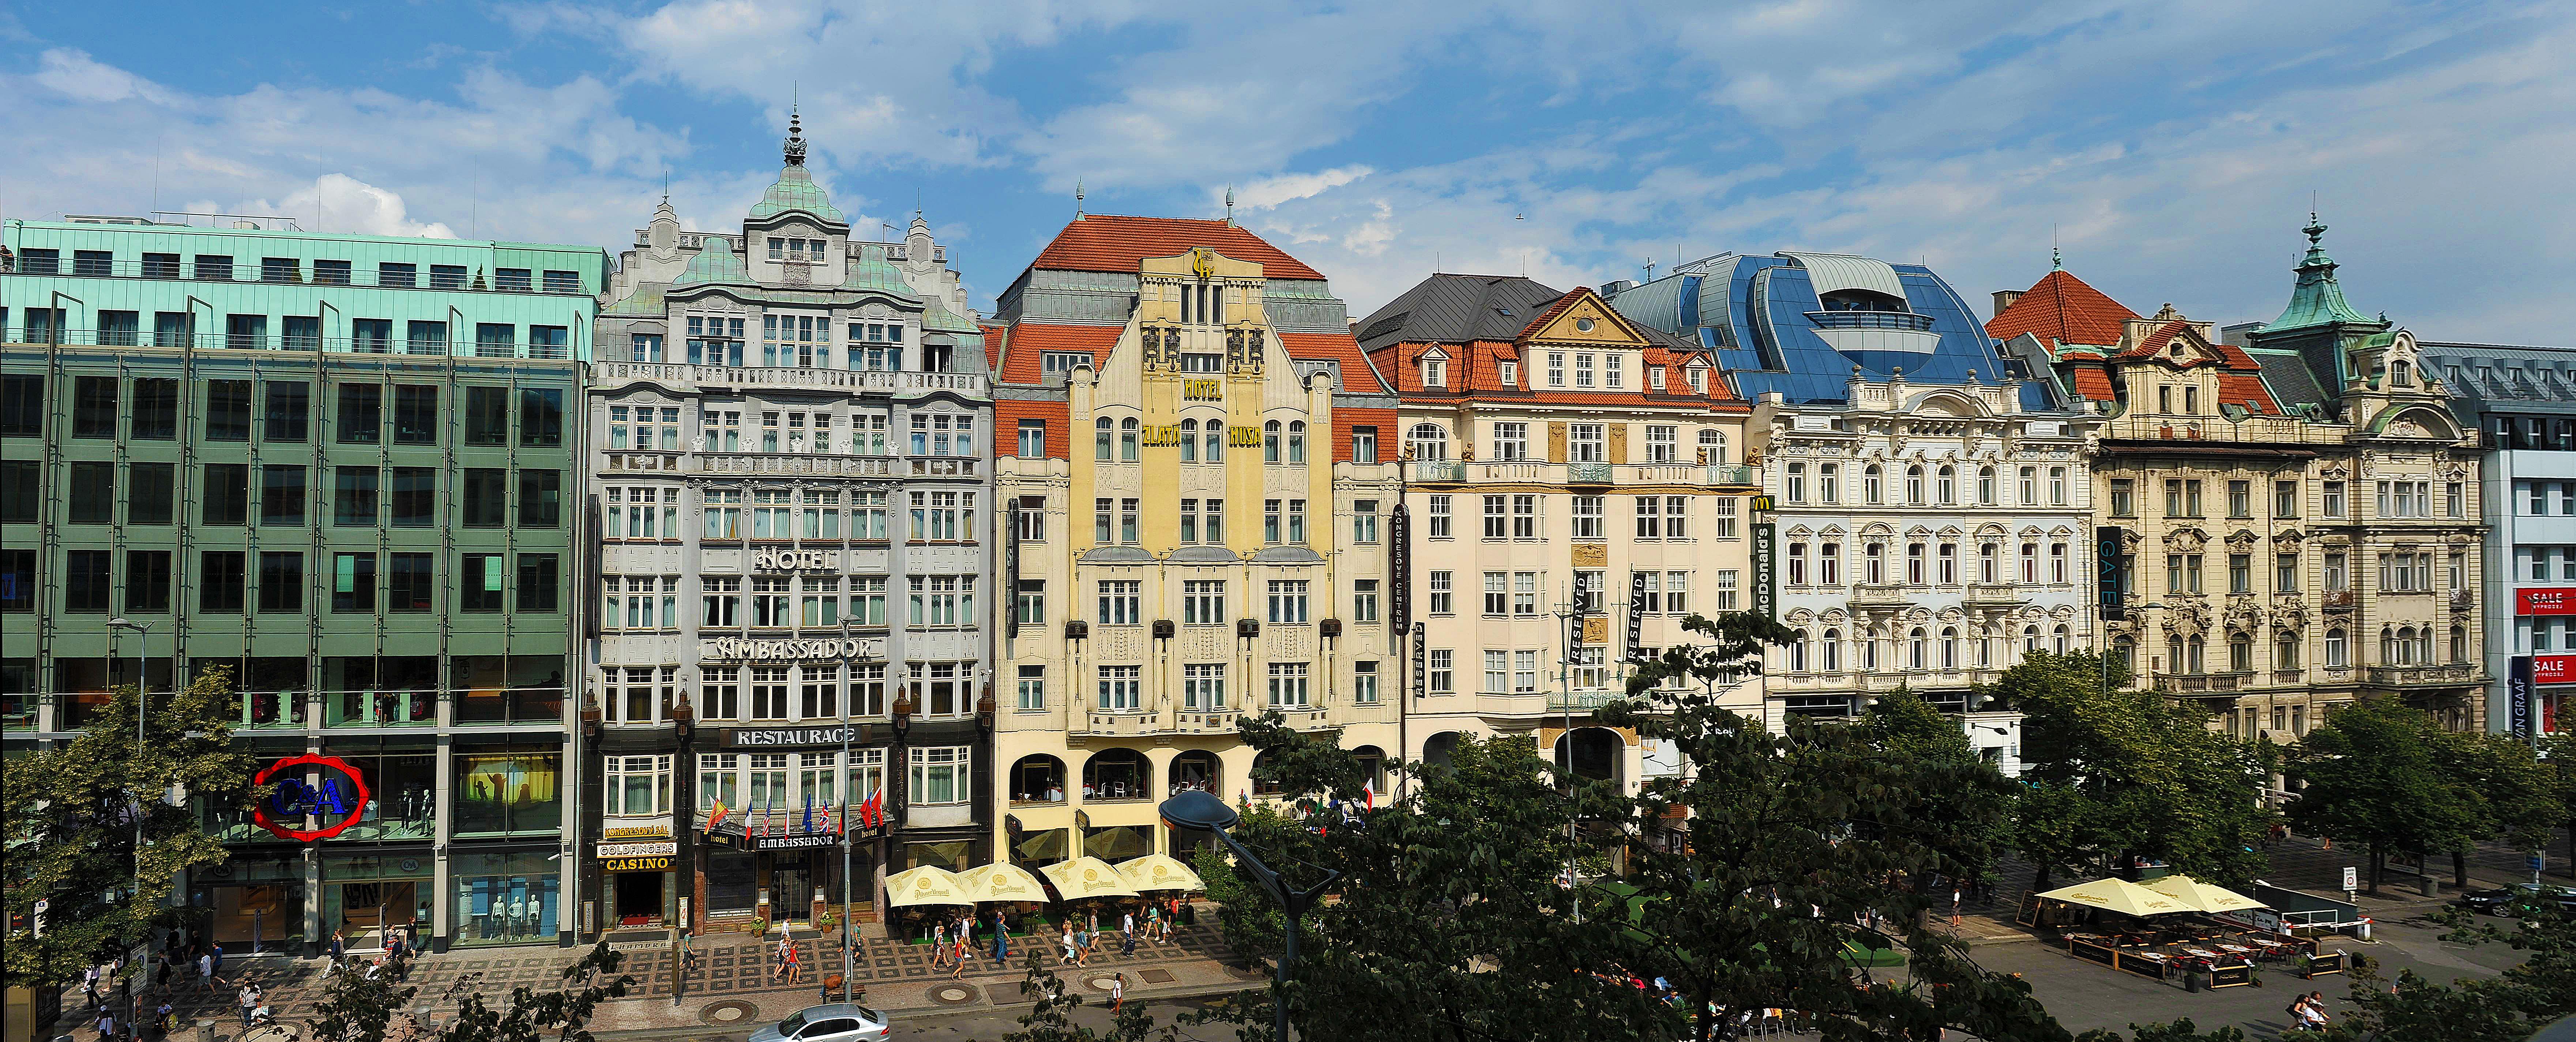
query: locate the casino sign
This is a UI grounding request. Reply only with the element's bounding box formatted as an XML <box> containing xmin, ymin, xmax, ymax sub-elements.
<box><xmin>252</xmin><ymin>754</ymin><xmax>371</xmax><ymax>842</ymax></box>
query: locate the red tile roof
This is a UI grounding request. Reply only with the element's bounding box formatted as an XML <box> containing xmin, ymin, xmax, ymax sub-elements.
<box><xmin>1987</xmin><ymin>269</ymin><xmax>2137</xmax><ymax>346</ymax></box>
<box><xmin>996</xmin><ymin>323</ymin><xmax>1121</xmax><ymax>384</ymax></box>
<box><xmin>1279</xmin><ymin>331</ymin><xmax>1389</xmax><ymax>394</ymax></box>
<box><xmin>980</xmin><ymin>324</ymin><xmax>1005</xmax><ymax>375</ymax></box>
<box><xmin>1029</xmin><ymin>215</ymin><xmax>1326</xmax><ymax>280</ymax></box>
<box><xmin>2219</xmin><ymin>373</ymin><xmax>2279</xmax><ymax>415</ymax></box>
<box><xmin>2070</xmin><ymin>366</ymin><xmax>2117</xmax><ymax>402</ymax></box>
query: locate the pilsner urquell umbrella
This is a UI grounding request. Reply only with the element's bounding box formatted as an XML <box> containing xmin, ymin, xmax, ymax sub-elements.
<box><xmin>884</xmin><ymin>865</ymin><xmax>972</xmax><ymax>907</ymax></box>
<box><xmin>2035</xmin><ymin>878</ymin><xmax>2192</xmax><ymax>918</ymax></box>
<box><xmin>2142</xmin><ymin>875</ymin><xmax>2268</xmax><ymax>914</ymax></box>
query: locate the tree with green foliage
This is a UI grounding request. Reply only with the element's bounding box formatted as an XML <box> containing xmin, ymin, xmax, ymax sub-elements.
<box><xmin>2430</xmin><ymin>728</ymin><xmax>2561</xmax><ymax>888</ymax></box>
<box><xmin>1002</xmin><ymin>948</ymin><xmax>1186</xmax><ymax>1042</ymax></box>
<box><xmin>1994</xmin><ymin>650</ymin><xmax>2274</xmax><ymax>890</ymax></box>
<box><xmin>308</xmin><ymin>960</ymin><xmax>420</xmax><ymax>1042</ymax></box>
<box><xmin>1860</xmin><ymin>687</ymin><xmax>2014</xmax><ymax>889</ymax></box>
<box><xmin>2542</xmin><ymin>733</ymin><xmax>2576</xmax><ymax>878</ymax></box>
<box><xmin>2276</xmin><ymin>903</ymin><xmax>2576</xmax><ymax>1042</ymax></box>
<box><xmin>2071</xmin><ymin>1020</ymin><xmax>2252</xmax><ymax>1042</ymax></box>
<box><xmin>3</xmin><ymin>667</ymin><xmax>260</xmax><ymax>991</ymax></box>
<box><xmin>1192</xmin><ymin>828</ymin><xmax>1282</xmax><ymax>963</ymax></box>
<box><xmin>2286</xmin><ymin>698</ymin><xmax>2485</xmax><ymax>891</ymax></box>
<box><xmin>428</xmin><ymin>941</ymin><xmax>632</xmax><ymax>1042</ymax></box>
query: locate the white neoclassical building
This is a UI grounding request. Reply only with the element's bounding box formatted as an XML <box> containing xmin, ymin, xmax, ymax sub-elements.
<box><xmin>1755</xmin><ymin>370</ymin><xmax>2101</xmax><ymax>773</ymax></box>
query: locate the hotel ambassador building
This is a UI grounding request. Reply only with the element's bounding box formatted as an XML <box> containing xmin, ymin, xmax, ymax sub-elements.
<box><xmin>988</xmin><ymin>215</ymin><xmax>1400</xmax><ymax>865</ymax></box>
<box><xmin>583</xmin><ymin>120</ymin><xmax>994</xmax><ymax>934</ymax></box>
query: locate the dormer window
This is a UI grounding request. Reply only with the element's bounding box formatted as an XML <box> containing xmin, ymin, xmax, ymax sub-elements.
<box><xmin>1686</xmin><ymin>366</ymin><xmax>1707</xmax><ymax>395</ymax></box>
<box><xmin>1498</xmin><ymin>360</ymin><xmax>1518</xmax><ymax>387</ymax></box>
<box><xmin>1421</xmin><ymin>355</ymin><xmax>1447</xmax><ymax>389</ymax></box>
<box><xmin>1648</xmin><ymin>366</ymin><xmax>1666</xmax><ymax>391</ymax></box>
<box><xmin>2391</xmin><ymin>360</ymin><xmax>2412</xmax><ymax>387</ymax></box>
<box><xmin>768</xmin><ymin>236</ymin><xmax>825</xmax><ymax>261</ymax></box>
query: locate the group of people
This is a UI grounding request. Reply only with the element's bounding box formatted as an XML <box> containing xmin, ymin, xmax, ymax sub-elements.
<box><xmin>1055</xmin><ymin>899</ymin><xmax>1183</xmax><ymax>968</ymax></box>
<box><xmin>2286</xmin><ymin>991</ymin><xmax>2334</xmax><ymax>1032</ymax></box>
<box><xmin>323</xmin><ymin>926</ymin><xmax>411</xmax><ymax>986</ymax></box>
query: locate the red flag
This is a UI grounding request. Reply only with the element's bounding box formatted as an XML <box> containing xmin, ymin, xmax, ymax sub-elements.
<box><xmin>1361</xmin><ymin>783</ymin><xmax>1375</xmax><ymax>811</ymax></box>
<box><xmin>861</xmin><ymin>789</ymin><xmax>882</xmax><ymax>830</ymax></box>
<box><xmin>707</xmin><ymin>799</ymin><xmax>731</xmax><ymax>830</ymax></box>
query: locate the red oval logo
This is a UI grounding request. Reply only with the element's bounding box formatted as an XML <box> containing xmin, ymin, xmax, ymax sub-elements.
<box><xmin>251</xmin><ymin>754</ymin><xmax>372</xmax><ymax>842</ymax></box>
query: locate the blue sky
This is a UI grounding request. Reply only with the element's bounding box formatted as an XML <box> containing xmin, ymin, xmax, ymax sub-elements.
<box><xmin>7</xmin><ymin>1</ymin><xmax>2571</xmax><ymax>341</ymax></box>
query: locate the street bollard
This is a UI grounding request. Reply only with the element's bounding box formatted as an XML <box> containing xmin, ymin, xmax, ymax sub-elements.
<box><xmin>196</xmin><ymin>1018</ymin><xmax>219</xmax><ymax>1042</ymax></box>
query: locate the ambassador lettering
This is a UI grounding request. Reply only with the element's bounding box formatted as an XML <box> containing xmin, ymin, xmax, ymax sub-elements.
<box><xmin>700</xmin><ymin>637</ymin><xmax>885</xmax><ymax>662</ymax></box>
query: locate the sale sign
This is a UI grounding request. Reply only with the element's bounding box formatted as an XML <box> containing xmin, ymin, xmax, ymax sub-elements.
<box><xmin>251</xmin><ymin>754</ymin><xmax>370</xmax><ymax>842</ymax></box>
<box><xmin>2517</xmin><ymin>588</ymin><xmax>2576</xmax><ymax>615</ymax></box>
<box><xmin>2536</xmin><ymin>656</ymin><xmax>2576</xmax><ymax>685</ymax></box>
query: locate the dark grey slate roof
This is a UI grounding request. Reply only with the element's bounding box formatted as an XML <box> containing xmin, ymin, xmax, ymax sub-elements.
<box><xmin>2249</xmin><ymin>348</ymin><xmax>2332</xmax><ymax>414</ymax></box>
<box><xmin>1353</xmin><ymin>274</ymin><xmax>1567</xmax><ymax>352</ymax></box>
<box><xmin>1167</xmin><ymin>547</ymin><xmax>1238</xmax><ymax>563</ymax></box>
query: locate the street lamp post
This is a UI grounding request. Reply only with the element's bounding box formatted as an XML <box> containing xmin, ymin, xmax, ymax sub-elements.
<box><xmin>109</xmin><ymin>616</ymin><xmax>150</xmax><ymax>1032</ymax></box>
<box><xmin>1160</xmin><ymin>789</ymin><xmax>1335</xmax><ymax>1042</ymax></box>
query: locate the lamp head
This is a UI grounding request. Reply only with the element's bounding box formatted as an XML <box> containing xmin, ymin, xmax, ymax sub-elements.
<box><xmin>1159</xmin><ymin>788</ymin><xmax>1239</xmax><ymax>832</ymax></box>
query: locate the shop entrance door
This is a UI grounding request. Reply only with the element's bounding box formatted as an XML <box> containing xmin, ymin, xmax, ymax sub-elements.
<box><xmin>613</xmin><ymin>873</ymin><xmax>665</xmax><ymax>927</ymax></box>
<box><xmin>336</xmin><ymin>881</ymin><xmax>419</xmax><ymax>950</ymax></box>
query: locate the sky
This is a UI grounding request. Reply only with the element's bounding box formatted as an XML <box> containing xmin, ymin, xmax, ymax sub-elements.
<box><xmin>6</xmin><ymin>1</ymin><xmax>2572</xmax><ymax>343</ymax></box>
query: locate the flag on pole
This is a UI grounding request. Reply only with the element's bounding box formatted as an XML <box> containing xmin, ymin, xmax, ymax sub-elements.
<box><xmin>862</xmin><ymin>789</ymin><xmax>883</xmax><ymax>830</ymax></box>
<box><xmin>802</xmin><ymin>792</ymin><xmax>814</xmax><ymax>835</ymax></box>
<box><xmin>1361</xmin><ymin>782</ymin><xmax>1375</xmax><ymax>811</ymax></box>
<box><xmin>707</xmin><ymin>799</ymin><xmax>731</xmax><ymax>830</ymax></box>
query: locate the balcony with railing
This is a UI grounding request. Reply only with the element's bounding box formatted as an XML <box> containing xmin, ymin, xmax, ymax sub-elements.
<box><xmin>2166</xmin><ymin>672</ymin><xmax>2250</xmax><ymax>694</ymax></box>
<box><xmin>593</xmin><ymin>361</ymin><xmax>986</xmax><ymax>397</ymax></box>
<box><xmin>2097</xmin><ymin>415</ymin><xmax>2349</xmax><ymax>446</ymax></box>
<box><xmin>1802</xmin><ymin>310</ymin><xmax>1937</xmax><ymax>332</ymax></box>
<box><xmin>1406</xmin><ymin>461</ymin><xmax>1758</xmax><ymax>487</ymax></box>
<box><xmin>1964</xmin><ymin>584</ymin><xmax>2026</xmax><ymax>607</ymax></box>
<box><xmin>2365</xmin><ymin>664</ymin><xmax>2479</xmax><ymax>687</ymax></box>
<box><xmin>1852</xmin><ymin>584</ymin><xmax>1913</xmax><ymax>607</ymax></box>
<box><xmin>1546</xmin><ymin>689</ymin><xmax>1629</xmax><ymax>713</ymax></box>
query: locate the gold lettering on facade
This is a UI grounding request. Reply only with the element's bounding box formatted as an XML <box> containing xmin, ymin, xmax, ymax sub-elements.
<box><xmin>1571</xmin><ymin>543</ymin><xmax>1608</xmax><ymax>568</ymax></box>
<box><xmin>1140</xmin><ymin>425</ymin><xmax>1184</xmax><ymax>447</ymax></box>
<box><xmin>1183</xmin><ymin>379</ymin><xmax>1222</xmax><ymax>401</ymax></box>
<box><xmin>1228</xmin><ymin>426</ymin><xmax>1264</xmax><ymax>448</ymax></box>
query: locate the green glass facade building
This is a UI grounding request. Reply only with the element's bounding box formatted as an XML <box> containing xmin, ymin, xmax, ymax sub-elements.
<box><xmin>1</xmin><ymin>215</ymin><xmax>604</xmax><ymax>953</ymax></box>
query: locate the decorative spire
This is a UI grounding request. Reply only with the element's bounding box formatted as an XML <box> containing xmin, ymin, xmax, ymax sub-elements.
<box><xmin>2259</xmin><ymin>210</ymin><xmax>2375</xmax><ymax>334</ymax></box>
<box><xmin>1224</xmin><ymin>185</ymin><xmax>1234</xmax><ymax>226</ymax></box>
<box><xmin>2050</xmin><ymin>244</ymin><xmax>2062</xmax><ymax>271</ymax></box>
<box><xmin>1075</xmin><ymin>180</ymin><xmax>1085</xmax><ymax>219</ymax></box>
<box><xmin>783</xmin><ymin>106</ymin><xmax>808</xmax><ymax>167</ymax></box>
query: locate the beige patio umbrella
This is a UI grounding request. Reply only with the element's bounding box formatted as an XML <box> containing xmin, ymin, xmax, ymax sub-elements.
<box><xmin>2035</xmin><ymin>878</ymin><xmax>2192</xmax><ymax>918</ymax></box>
<box><xmin>1114</xmin><ymin>853</ymin><xmax>1206</xmax><ymax>892</ymax></box>
<box><xmin>1040</xmin><ymin>856</ymin><xmax>1141</xmax><ymax>900</ymax></box>
<box><xmin>884</xmin><ymin>865</ymin><xmax>971</xmax><ymax>907</ymax></box>
<box><xmin>958</xmin><ymin>862</ymin><xmax>1052</xmax><ymax>905</ymax></box>
<box><xmin>2143</xmin><ymin>875</ymin><xmax>2268</xmax><ymax>914</ymax></box>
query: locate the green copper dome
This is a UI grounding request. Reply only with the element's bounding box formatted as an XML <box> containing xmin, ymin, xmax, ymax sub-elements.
<box><xmin>748</xmin><ymin>166</ymin><xmax>847</xmax><ymax>226</ymax></box>
<box><xmin>2265</xmin><ymin>215</ymin><xmax>2373</xmax><ymax>333</ymax></box>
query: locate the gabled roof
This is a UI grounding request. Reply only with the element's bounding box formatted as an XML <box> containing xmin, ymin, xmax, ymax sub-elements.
<box><xmin>1030</xmin><ymin>215</ymin><xmax>1324</xmax><ymax>280</ymax></box>
<box><xmin>1353</xmin><ymin>274</ymin><xmax>1566</xmax><ymax>351</ymax></box>
<box><xmin>1279</xmin><ymin>331</ymin><xmax>1389</xmax><ymax>394</ymax></box>
<box><xmin>1985</xmin><ymin>268</ymin><xmax>2138</xmax><ymax>346</ymax></box>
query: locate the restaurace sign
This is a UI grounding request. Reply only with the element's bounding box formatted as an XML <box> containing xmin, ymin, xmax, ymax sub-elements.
<box><xmin>700</xmin><ymin>636</ymin><xmax>886</xmax><ymax>662</ymax></box>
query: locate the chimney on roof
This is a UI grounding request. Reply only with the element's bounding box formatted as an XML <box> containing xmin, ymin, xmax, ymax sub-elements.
<box><xmin>1992</xmin><ymin>290</ymin><xmax>2025</xmax><ymax>319</ymax></box>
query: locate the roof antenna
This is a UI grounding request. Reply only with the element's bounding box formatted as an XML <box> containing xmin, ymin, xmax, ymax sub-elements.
<box><xmin>1075</xmin><ymin>180</ymin><xmax>1084</xmax><ymax>219</ymax></box>
<box><xmin>1643</xmin><ymin>257</ymin><xmax>1656</xmax><ymax>282</ymax></box>
<box><xmin>661</xmin><ymin>167</ymin><xmax>670</xmax><ymax>205</ymax></box>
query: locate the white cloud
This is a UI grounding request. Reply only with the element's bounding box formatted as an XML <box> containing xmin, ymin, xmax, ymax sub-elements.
<box><xmin>1229</xmin><ymin>167</ymin><xmax>1373</xmax><ymax>211</ymax></box>
<box><xmin>31</xmin><ymin>47</ymin><xmax>176</xmax><ymax>105</ymax></box>
<box><xmin>244</xmin><ymin>175</ymin><xmax>458</xmax><ymax>239</ymax></box>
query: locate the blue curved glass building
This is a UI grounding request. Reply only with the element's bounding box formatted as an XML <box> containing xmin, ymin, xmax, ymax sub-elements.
<box><xmin>1603</xmin><ymin>251</ymin><xmax>2054</xmax><ymax>409</ymax></box>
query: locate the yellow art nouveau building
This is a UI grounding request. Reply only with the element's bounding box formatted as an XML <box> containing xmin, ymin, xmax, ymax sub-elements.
<box><xmin>987</xmin><ymin>215</ymin><xmax>1401</xmax><ymax>863</ymax></box>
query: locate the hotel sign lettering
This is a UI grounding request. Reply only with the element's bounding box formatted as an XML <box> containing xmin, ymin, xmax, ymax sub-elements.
<box><xmin>700</xmin><ymin>636</ymin><xmax>886</xmax><ymax>662</ymax></box>
<box><xmin>753</xmin><ymin>548</ymin><xmax>840</xmax><ymax>572</ymax></box>
<box><xmin>1228</xmin><ymin>426</ymin><xmax>1263</xmax><ymax>448</ymax></box>
<box><xmin>1183</xmin><ymin>378</ymin><xmax>1222</xmax><ymax>401</ymax></box>
<box><xmin>1140</xmin><ymin>424</ymin><xmax>1184</xmax><ymax>447</ymax></box>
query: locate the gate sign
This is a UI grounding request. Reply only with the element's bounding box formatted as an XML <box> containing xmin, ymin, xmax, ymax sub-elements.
<box><xmin>252</xmin><ymin>754</ymin><xmax>371</xmax><ymax>842</ymax></box>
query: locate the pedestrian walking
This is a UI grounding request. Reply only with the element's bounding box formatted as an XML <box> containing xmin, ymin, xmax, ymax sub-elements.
<box><xmin>1110</xmin><ymin>972</ymin><xmax>1125</xmax><ymax>1012</ymax></box>
<box><xmin>931</xmin><ymin>923</ymin><xmax>949</xmax><ymax>968</ymax></box>
<box><xmin>94</xmin><ymin>1010</ymin><xmax>116</xmax><ymax>1041</ymax></box>
<box><xmin>238</xmin><ymin>984</ymin><xmax>257</xmax><ymax>1027</ymax></box>
<box><xmin>1121</xmin><ymin>926</ymin><xmax>1137</xmax><ymax>957</ymax></box>
<box><xmin>994</xmin><ymin>918</ymin><xmax>1008</xmax><ymax>965</ymax></box>
<box><xmin>1074</xmin><ymin>926</ymin><xmax>1091</xmax><ymax>967</ymax></box>
<box><xmin>949</xmin><ymin>937</ymin><xmax>969</xmax><ymax>980</ymax></box>
<box><xmin>195</xmin><ymin>949</ymin><xmax>215</xmax><ymax>991</ymax></box>
<box><xmin>785</xmin><ymin>940</ymin><xmax>804</xmax><ymax>986</ymax></box>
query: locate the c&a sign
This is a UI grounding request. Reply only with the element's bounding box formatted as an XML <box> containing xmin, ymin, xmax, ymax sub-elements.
<box><xmin>252</xmin><ymin>754</ymin><xmax>371</xmax><ymax>842</ymax></box>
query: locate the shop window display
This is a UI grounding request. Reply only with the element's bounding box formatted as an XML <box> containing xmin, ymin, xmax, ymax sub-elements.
<box><xmin>322</xmin><ymin>852</ymin><xmax>432</xmax><ymax>949</ymax></box>
<box><xmin>452</xmin><ymin>751</ymin><xmax>562</xmax><ymax>835</ymax></box>
<box><xmin>188</xmin><ymin>855</ymin><xmax>306</xmax><ymax>953</ymax></box>
<box><xmin>454</xmin><ymin>850</ymin><xmax>560</xmax><ymax>945</ymax></box>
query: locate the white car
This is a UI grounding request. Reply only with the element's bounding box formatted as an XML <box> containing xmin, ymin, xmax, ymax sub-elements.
<box><xmin>747</xmin><ymin>1003</ymin><xmax>891</xmax><ymax>1042</ymax></box>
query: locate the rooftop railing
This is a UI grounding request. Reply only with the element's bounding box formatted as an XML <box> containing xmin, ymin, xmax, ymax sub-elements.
<box><xmin>594</xmin><ymin>361</ymin><xmax>986</xmax><ymax>396</ymax></box>
<box><xmin>1803</xmin><ymin>310</ymin><xmax>1937</xmax><ymax>332</ymax></box>
<box><xmin>5</xmin><ymin>328</ymin><xmax>575</xmax><ymax>360</ymax></box>
<box><xmin>2</xmin><ymin>255</ymin><xmax>593</xmax><ymax>296</ymax></box>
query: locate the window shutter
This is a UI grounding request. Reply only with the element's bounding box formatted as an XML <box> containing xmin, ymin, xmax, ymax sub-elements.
<box><xmin>1548</xmin><ymin>422</ymin><xmax>1568</xmax><ymax>464</ymax></box>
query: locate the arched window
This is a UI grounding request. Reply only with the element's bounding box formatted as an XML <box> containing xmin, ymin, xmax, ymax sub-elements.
<box><xmin>1408</xmin><ymin>423</ymin><xmax>1448</xmax><ymax>461</ymax></box>
<box><xmin>2229</xmin><ymin>633</ymin><xmax>2252</xmax><ymax>672</ymax></box>
<box><xmin>1698</xmin><ymin>428</ymin><xmax>1727</xmax><ymax>464</ymax></box>
<box><xmin>2022</xmin><ymin>625</ymin><xmax>2041</xmax><ymax>655</ymax></box>
<box><xmin>1818</xmin><ymin>463</ymin><xmax>1840</xmax><ymax>503</ymax></box>
<box><xmin>1263</xmin><ymin>420</ymin><xmax>1282</xmax><ymax>463</ymax></box>
<box><xmin>2325</xmin><ymin>627</ymin><xmax>2349</xmax><ymax>667</ymax></box>
<box><xmin>1286</xmin><ymin>420</ymin><xmax>1307</xmax><ymax>463</ymax></box>
<box><xmin>2048</xmin><ymin>466</ymin><xmax>2068</xmax><ymax>505</ymax></box>
<box><xmin>1819</xmin><ymin>541</ymin><xmax>1842</xmax><ymax>586</ymax></box>
<box><xmin>2418</xmin><ymin>627</ymin><xmax>2434</xmax><ymax>664</ymax></box>
<box><xmin>2450</xmin><ymin>624</ymin><xmax>2469</xmax><ymax>662</ymax></box>
<box><xmin>1940</xmin><ymin>627</ymin><xmax>1959</xmax><ymax>668</ymax></box>
<box><xmin>1936</xmin><ymin>465</ymin><xmax>1956</xmax><ymax>505</ymax></box>
<box><xmin>1790</xmin><ymin>631</ymin><xmax>1810</xmax><ymax>672</ymax></box>
<box><xmin>1206</xmin><ymin>422</ymin><xmax>1225</xmax><ymax>461</ymax></box>
<box><xmin>1978</xmin><ymin>466</ymin><xmax>1997</xmax><ymax>505</ymax></box>
<box><xmin>1909</xmin><ymin>628</ymin><xmax>1927</xmax><ymax>669</ymax></box>
<box><xmin>1863</xmin><ymin>465</ymin><xmax>1883</xmax><ymax>504</ymax></box>
<box><xmin>1859</xmin><ymin>628</ymin><xmax>1879</xmax><ymax>670</ymax></box>
<box><xmin>1121</xmin><ymin>416</ymin><xmax>1140</xmax><ymax>461</ymax></box>
<box><xmin>1906</xmin><ymin>465</ymin><xmax>1925</xmax><ymax>505</ymax></box>
<box><xmin>2054</xmin><ymin>624</ymin><xmax>2071</xmax><ymax>654</ymax></box>
<box><xmin>1095</xmin><ymin>416</ymin><xmax>1113</xmax><ymax>460</ymax></box>
<box><xmin>1179</xmin><ymin>419</ymin><xmax>1199</xmax><ymax>462</ymax></box>
<box><xmin>2113</xmin><ymin>637</ymin><xmax>2135</xmax><ymax>681</ymax></box>
<box><xmin>2276</xmin><ymin>630</ymin><xmax>2301</xmax><ymax>669</ymax></box>
<box><xmin>2185</xmin><ymin>635</ymin><xmax>2205</xmax><ymax>673</ymax></box>
<box><xmin>1822</xmin><ymin>629</ymin><xmax>1842</xmax><ymax>672</ymax></box>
